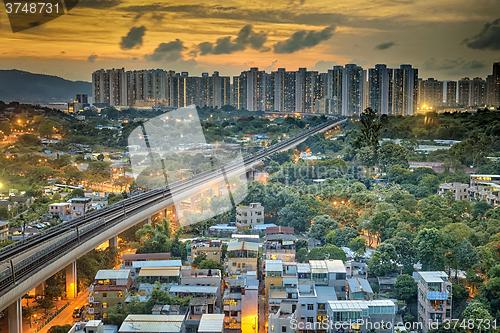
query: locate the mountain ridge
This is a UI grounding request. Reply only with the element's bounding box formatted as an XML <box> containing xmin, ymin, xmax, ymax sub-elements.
<box><xmin>0</xmin><ymin>69</ymin><xmax>92</xmax><ymax>103</ymax></box>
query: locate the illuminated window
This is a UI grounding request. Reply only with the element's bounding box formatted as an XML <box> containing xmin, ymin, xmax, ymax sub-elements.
<box><xmin>118</xmin><ymin>291</ymin><xmax>122</xmax><ymax>297</ymax></box>
<box><xmin>102</xmin><ymin>303</ymin><xmax>107</xmax><ymax>309</ymax></box>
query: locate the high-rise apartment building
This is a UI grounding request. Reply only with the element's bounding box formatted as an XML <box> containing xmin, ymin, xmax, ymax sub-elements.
<box><xmin>366</xmin><ymin>64</ymin><xmax>418</xmax><ymax>116</ymax></box>
<box><xmin>92</xmin><ymin>69</ymin><xmax>230</xmax><ymax>108</ymax></box>
<box><xmin>493</xmin><ymin>62</ymin><xmax>500</xmax><ymax>107</ymax></box>
<box><xmin>470</xmin><ymin>77</ymin><xmax>486</xmax><ymax>107</ymax></box>
<box><xmin>446</xmin><ymin>81</ymin><xmax>457</xmax><ymax>107</ymax></box>
<box><xmin>273</xmin><ymin>68</ymin><xmax>296</xmax><ymax>113</ymax></box>
<box><xmin>393</xmin><ymin>65</ymin><xmax>418</xmax><ymax>116</ymax></box>
<box><xmin>342</xmin><ymin>64</ymin><xmax>365</xmax><ymax>117</ymax></box>
<box><xmin>458</xmin><ymin>77</ymin><xmax>471</xmax><ymax>106</ymax></box>
<box><xmin>419</xmin><ymin>78</ymin><xmax>443</xmax><ymax>108</ymax></box>
<box><xmin>486</xmin><ymin>75</ymin><xmax>495</xmax><ymax>106</ymax></box>
<box><xmin>368</xmin><ymin>64</ymin><xmax>392</xmax><ymax>115</ymax></box>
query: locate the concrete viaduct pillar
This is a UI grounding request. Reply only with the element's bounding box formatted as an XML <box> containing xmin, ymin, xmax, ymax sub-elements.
<box><xmin>8</xmin><ymin>298</ymin><xmax>22</xmax><ymax>333</ymax></box>
<box><xmin>109</xmin><ymin>236</ymin><xmax>118</xmax><ymax>248</ymax></box>
<box><xmin>35</xmin><ymin>282</ymin><xmax>44</xmax><ymax>296</ymax></box>
<box><xmin>66</xmin><ymin>261</ymin><xmax>77</xmax><ymax>300</ymax></box>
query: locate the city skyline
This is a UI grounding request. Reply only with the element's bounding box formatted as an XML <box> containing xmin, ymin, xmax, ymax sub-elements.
<box><xmin>90</xmin><ymin>62</ymin><xmax>499</xmax><ymax>115</ymax></box>
<box><xmin>0</xmin><ymin>0</ymin><xmax>499</xmax><ymax>81</ymax></box>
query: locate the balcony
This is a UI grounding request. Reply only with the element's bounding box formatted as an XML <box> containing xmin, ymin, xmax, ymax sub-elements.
<box><xmin>427</xmin><ymin>291</ymin><xmax>449</xmax><ymax>300</ymax></box>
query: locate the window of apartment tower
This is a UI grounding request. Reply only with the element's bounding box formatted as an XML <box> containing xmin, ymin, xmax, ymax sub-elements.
<box><xmin>282</xmin><ymin>326</ymin><xmax>287</xmax><ymax>332</ymax></box>
<box><xmin>307</xmin><ymin>304</ymin><xmax>314</xmax><ymax>310</ymax></box>
<box><xmin>307</xmin><ymin>317</ymin><xmax>314</xmax><ymax>323</ymax></box>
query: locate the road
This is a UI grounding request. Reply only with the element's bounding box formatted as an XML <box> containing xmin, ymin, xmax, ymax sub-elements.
<box><xmin>35</xmin><ymin>291</ymin><xmax>89</xmax><ymax>333</ymax></box>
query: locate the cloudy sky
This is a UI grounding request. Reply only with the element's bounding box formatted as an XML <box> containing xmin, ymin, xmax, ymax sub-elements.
<box><xmin>0</xmin><ymin>0</ymin><xmax>499</xmax><ymax>81</ymax></box>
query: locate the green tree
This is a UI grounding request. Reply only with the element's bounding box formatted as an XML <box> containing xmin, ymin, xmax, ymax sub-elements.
<box><xmin>355</xmin><ymin>107</ymin><xmax>382</xmax><ymax>149</ymax></box>
<box><xmin>368</xmin><ymin>243</ymin><xmax>398</xmax><ymax>276</ymax></box>
<box><xmin>47</xmin><ymin>325</ymin><xmax>73</xmax><ymax>333</ymax></box>
<box><xmin>199</xmin><ymin>259</ymin><xmax>224</xmax><ymax>273</ymax></box>
<box><xmin>414</xmin><ymin>228</ymin><xmax>447</xmax><ymax>271</ymax></box>
<box><xmin>0</xmin><ymin>207</ymin><xmax>9</xmax><ymax>219</ymax></box>
<box><xmin>38</xmin><ymin>121</ymin><xmax>59</xmax><ymax>138</ymax></box>
<box><xmin>35</xmin><ymin>297</ymin><xmax>55</xmax><ymax>314</ymax></box>
<box><xmin>0</xmin><ymin>120</ymin><xmax>12</xmax><ymax>136</ymax></box>
<box><xmin>394</xmin><ymin>274</ymin><xmax>417</xmax><ymax>303</ymax></box>
<box><xmin>133</xmin><ymin>218</ymin><xmax>173</xmax><ymax>254</ymax></box>
<box><xmin>67</xmin><ymin>188</ymin><xmax>85</xmax><ymax>199</ymax></box>
<box><xmin>296</xmin><ymin>248</ymin><xmax>308</xmax><ymax>263</ymax></box>
<box><xmin>377</xmin><ymin>142</ymin><xmax>409</xmax><ymax>170</ymax></box>
<box><xmin>307</xmin><ymin>244</ymin><xmax>347</xmax><ymax>261</ymax></box>
<box><xmin>347</xmin><ymin>236</ymin><xmax>367</xmax><ymax>253</ymax></box>
<box><xmin>461</xmin><ymin>301</ymin><xmax>494</xmax><ymax>331</ymax></box>
<box><xmin>193</xmin><ymin>254</ymin><xmax>207</xmax><ymax>267</ymax></box>
<box><xmin>295</xmin><ymin>239</ymin><xmax>309</xmax><ymax>252</ymax></box>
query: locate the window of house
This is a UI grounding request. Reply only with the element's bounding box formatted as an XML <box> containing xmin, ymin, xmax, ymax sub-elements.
<box><xmin>117</xmin><ymin>291</ymin><xmax>122</xmax><ymax>297</ymax></box>
<box><xmin>307</xmin><ymin>317</ymin><xmax>314</xmax><ymax>323</ymax></box>
<box><xmin>102</xmin><ymin>292</ymin><xmax>107</xmax><ymax>297</ymax></box>
<box><xmin>102</xmin><ymin>303</ymin><xmax>107</xmax><ymax>309</ymax></box>
<box><xmin>282</xmin><ymin>326</ymin><xmax>287</xmax><ymax>333</ymax></box>
<box><xmin>307</xmin><ymin>304</ymin><xmax>314</xmax><ymax>310</ymax></box>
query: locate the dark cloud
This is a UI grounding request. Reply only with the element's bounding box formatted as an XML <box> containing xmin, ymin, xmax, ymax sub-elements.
<box><xmin>273</xmin><ymin>26</ymin><xmax>335</xmax><ymax>54</ymax></box>
<box><xmin>88</xmin><ymin>54</ymin><xmax>98</xmax><ymax>63</ymax></box>
<box><xmin>197</xmin><ymin>25</ymin><xmax>268</xmax><ymax>55</ymax></box>
<box><xmin>424</xmin><ymin>58</ymin><xmax>465</xmax><ymax>71</ymax></box>
<box><xmin>311</xmin><ymin>60</ymin><xmax>338</xmax><ymax>72</ymax></box>
<box><xmin>464</xmin><ymin>18</ymin><xmax>500</xmax><ymax>50</ymax></box>
<box><xmin>145</xmin><ymin>39</ymin><xmax>185</xmax><ymax>62</ymax></box>
<box><xmin>463</xmin><ymin>60</ymin><xmax>486</xmax><ymax>70</ymax></box>
<box><xmin>118</xmin><ymin>4</ymin><xmax>397</xmax><ymax>30</ymax></box>
<box><xmin>374</xmin><ymin>41</ymin><xmax>396</xmax><ymax>50</ymax></box>
<box><xmin>78</xmin><ymin>0</ymin><xmax>122</xmax><ymax>9</ymax></box>
<box><xmin>120</xmin><ymin>26</ymin><xmax>146</xmax><ymax>50</ymax></box>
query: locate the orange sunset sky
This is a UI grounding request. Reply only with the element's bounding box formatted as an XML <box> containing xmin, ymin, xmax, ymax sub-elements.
<box><xmin>0</xmin><ymin>0</ymin><xmax>499</xmax><ymax>81</ymax></box>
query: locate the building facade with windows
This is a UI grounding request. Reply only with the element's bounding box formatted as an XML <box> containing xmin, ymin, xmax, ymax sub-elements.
<box><xmin>415</xmin><ymin>271</ymin><xmax>452</xmax><ymax>333</ymax></box>
<box><xmin>236</xmin><ymin>203</ymin><xmax>264</xmax><ymax>229</ymax></box>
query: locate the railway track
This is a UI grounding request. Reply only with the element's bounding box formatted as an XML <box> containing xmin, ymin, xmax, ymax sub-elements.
<box><xmin>0</xmin><ymin>118</ymin><xmax>345</xmax><ymax>299</ymax></box>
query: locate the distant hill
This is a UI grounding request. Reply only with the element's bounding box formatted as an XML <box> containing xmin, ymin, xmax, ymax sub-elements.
<box><xmin>0</xmin><ymin>70</ymin><xmax>92</xmax><ymax>103</ymax></box>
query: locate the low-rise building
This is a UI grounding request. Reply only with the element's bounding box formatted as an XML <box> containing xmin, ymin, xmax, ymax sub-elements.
<box><xmin>48</xmin><ymin>202</ymin><xmax>71</xmax><ymax>219</ymax></box>
<box><xmin>294</xmin><ymin>282</ymin><xmax>337</xmax><ymax>332</ymax></box>
<box><xmin>309</xmin><ymin>260</ymin><xmax>347</xmax><ymax>300</ymax></box>
<box><xmin>190</xmin><ymin>240</ymin><xmax>222</xmax><ymax>264</ymax></box>
<box><xmin>236</xmin><ymin>203</ymin><xmax>264</xmax><ymax>229</ymax></box>
<box><xmin>347</xmin><ymin>278</ymin><xmax>373</xmax><ymax>300</ymax></box>
<box><xmin>223</xmin><ymin>272</ymin><xmax>259</xmax><ymax>333</ymax></box>
<box><xmin>90</xmin><ymin>270</ymin><xmax>132</xmax><ymax>319</ymax></box>
<box><xmin>198</xmin><ymin>314</ymin><xmax>225</xmax><ymax>333</ymax></box>
<box><xmin>438</xmin><ymin>183</ymin><xmax>469</xmax><ymax>201</ymax></box>
<box><xmin>119</xmin><ymin>314</ymin><xmax>186</xmax><ymax>333</ymax></box>
<box><xmin>120</xmin><ymin>253</ymin><xmax>172</xmax><ymax>269</ymax></box>
<box><xmin>69</xmin><ymin>197</ymin><xmax>92</xmax><ymax>218</ymax></box>
<box><xmin>0</xmin><ymin>200</ymin><xmax>16</xmax><ymax>211</ymax></box>
<box><xmin>226</xmin><ymin>241</ymin><xmax>259</xmax><ymax>275</ymax></box>
<box><xmin>415</xmin><ymin>271</ymin><xmax>452</xmax><ymax>333</ymax></box>
<box><xmin>138</xmin><ymin>267</ymin><xmax>181</xmax><ymax>285</ymax></box>
<box><xmin>377</xmin><ymin>277</ymin><xmax>397</xmax><ymax>294</ymax></box>
<box><xmin>326</xmin><ymin>300</ymin><xmax>396</xmax><ymax>333</ymax></box>
<box><xmin>209</xmin><ymin>223</ymin><xmax>238</xmax><ymax>236</ymax></box>
<box><xmin>268</xmin><ymin>301</ymin><xmax>298</xmax><ymax>333</ymax></box>
<box><xmin>265</xmin><ymin>234</ymin><xmax>297</xmax><ymax>262</ymax></box>
<box><xmin>11</xmin><ymin>196</ymin><xmax>34</xmax><ymax>208</ymax></box>
<box><xmin>180</xmin><ymin>268</ymin><xmax>222</xmax><ymax>309</ymax></box>
<box><xmin>127</xmin><ymin>259</ymin><xmax>182</xmax><ymax>280</ymax></box>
